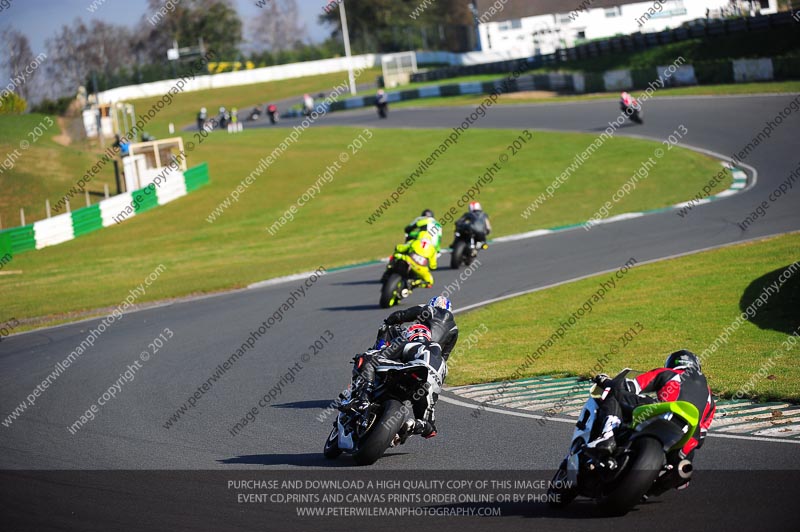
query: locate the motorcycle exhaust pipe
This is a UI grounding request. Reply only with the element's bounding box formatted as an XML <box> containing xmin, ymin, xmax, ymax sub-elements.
<box><xmin>677</xmin><ymin>459</ymin><xmax>693</xmax><ymax>480</ymax></box>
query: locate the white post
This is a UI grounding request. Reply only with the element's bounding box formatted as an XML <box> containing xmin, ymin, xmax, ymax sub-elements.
<box><xmin>339</xmin><ymin>1</ymin><xmax>357</xmax><ymax>96</ymax></box>
<box><xmin>46</xmin><ymin>199</ymin><xmax>51</xmax><ymax>218</ymax></box>
<box><xmin>20</xmin><ymin>208</ymin><xmax>25</xmax><ymax>226</ymax></box>
<box><xmin>66</xmin><ymin>199</ymin><xmax>71</xmax><ymax>213</ymax></box>
<box><xmin>85</xmin><ymin>189</ymin><xmax>91</xmax><ymax>207</ymax></box>
<box><xmin>104</xmin><ymin>183</ymin><xmax>110</xmax><ymax>198</ymax></box>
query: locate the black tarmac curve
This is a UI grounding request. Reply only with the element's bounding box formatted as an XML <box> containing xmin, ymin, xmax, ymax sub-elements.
<box><xmin>2</xmin><ymin>94</ymin><xmax>799</xmax><ymax>531</ymax></box>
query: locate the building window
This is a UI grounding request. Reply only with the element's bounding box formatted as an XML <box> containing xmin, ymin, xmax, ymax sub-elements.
<box><xmin>605</xmin><ymin>7</ymin><xmax>622</xmax><ymax>17</ymax></box>
<box><xmin>577</xmin><ymin>30</ymin><xmax>586</xmax><ymax>39</ymax></box>
<box><xmin>498</xmin><ymin>19</ymin><xmax>522</xmax><ymax>31</ymax></box>
<box><xmin>558</xmin><ymin>13</ymin><xmax>571</xmax><ymax>24</ymax></box>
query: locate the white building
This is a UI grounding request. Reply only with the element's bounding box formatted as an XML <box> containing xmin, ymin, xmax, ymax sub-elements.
<box><xmin>474</xmin><ymin>0</ymin><xmax>778</xmax><ymax>57</ymax></box>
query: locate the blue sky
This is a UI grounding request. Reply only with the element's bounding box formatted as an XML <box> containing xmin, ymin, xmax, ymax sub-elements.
<box><xmin>1</xmin><ymin>0</ymin><xmax>331</xmax><ymax>56</ymax></box>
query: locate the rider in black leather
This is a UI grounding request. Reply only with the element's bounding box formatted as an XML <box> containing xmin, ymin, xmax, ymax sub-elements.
<box><xmin>356</xmin><ymin>324</ymin><xmax>446</xmax><ymax>438</ymax></box>
<box><xmin>377</xmin><ymin>296</ymin><xmax>458</xmax><ymax>360</ymax></box>
<box><xmin>454</xmin><ymin>201</ymin><xmax>492</xmax><ymax>246</ymax></box>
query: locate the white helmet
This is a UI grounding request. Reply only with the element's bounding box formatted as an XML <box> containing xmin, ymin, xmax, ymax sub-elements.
<box><xmin>469</xmin><ymin>201</ymin><xmax>482</xmax><ymax>212</ymax></box>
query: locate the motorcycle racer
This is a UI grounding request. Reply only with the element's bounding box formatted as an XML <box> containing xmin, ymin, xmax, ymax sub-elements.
<box><xmin>390</xmin><ymin>229</ymin><xmax>438</xmax><ymax>289</ymax></box>
<box><xmin>405</xmin><ymin>209</ymin><xmax>443</xmax><ymax>251</ymax></box>
<box><xmin>354</xmin><ymin>324</ymin><xmax>446</xmax><ymax>438</ymax></box>
<box><xmin>377</xmin><ymin>296</ymin><xmax>458</xmax><ymax>360</ymax></box>
<box><xmin>588</xmin><ymin>350</ymin><xmax>716</xmax><ymax>470</ymax></box>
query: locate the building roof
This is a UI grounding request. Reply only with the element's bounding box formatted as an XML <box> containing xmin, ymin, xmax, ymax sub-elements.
<box><xmin>475</xmin><ymin>0</ymin><xmax>635</xmax><ymax>23</ymax></box>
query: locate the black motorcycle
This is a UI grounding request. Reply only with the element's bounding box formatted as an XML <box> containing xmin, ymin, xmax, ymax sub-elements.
<box><xmin>621</xmin><ymin>101</ymin><xmax>643</xmax><ymax>124</ymax></box>
<box><xmin>548</xmin><ymin>369</ymin><xmax>699</xmax><ymax>515</ymax></box>
<box><xmin>323</xmin><ymin>349</ymin><xmax>439</xmax><ymax>465</ymax></box>
<box><xmin>267</xmin><ymin>104</ymin><xmax>278</xmax><ymax>124</ymax></box>
<box><xmin>450</xmin><ymin>222</ymin><xmax>486</xmax><ymax>269</ymax></box>
<box><xmin>247</xmin><ymin>106</ymin><xmax>261</xmax><ymax>121</ymax></box>
<box><xmin>376</xmin><ymin>100</ymin><xmax>388</xmax><ymax>119</ymax></box>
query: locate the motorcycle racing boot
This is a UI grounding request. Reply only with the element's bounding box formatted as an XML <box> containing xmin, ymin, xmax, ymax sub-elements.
<box><xmin>586</xmin><ymin>415</ymin><xmax>620</xmax><ymax>455</ymax></box>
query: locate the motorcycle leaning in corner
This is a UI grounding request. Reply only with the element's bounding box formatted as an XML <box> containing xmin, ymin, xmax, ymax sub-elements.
<box><xmin>548</xmin><ymin>369</ymin><xmax>700</xmax><ymax>515</ymax></box>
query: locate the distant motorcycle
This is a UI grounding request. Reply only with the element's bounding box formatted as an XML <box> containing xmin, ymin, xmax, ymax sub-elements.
<box><xmin>450</xmin><ymin>221</ymin><xmax>487</xmax><ymax>269</ymax></box>
<box><xmin>548</xmin><ymin>368</ymin><xmax>699</xmax><ymax>515</ymax></box>
<box><xmin>621</xmin><ymin>101</ymin><xmax>643</xmax><ymax>124</ymax></box>
<box><xmin>375</xmin><ymin>90</ymin><xmax>388</xmax><ymax>119</ymax></box>
<box><xmin>323</xmin><ymin>338</ymin><xmax>441</xmax><ymax>465</ymax></box>
<box><xmin>247</xmin><ymin>106</ymin><xmax>262</xmax><ymax>121</ymax></box>
<box><xmin>379</xmin><ymin>250</ymin><xmax>427</xmax><ymax>308</ymax></box>
<box><xmin>267</xmin><ymin>104</ymin><xmax>279</xmax><ymax>124</ymax></box>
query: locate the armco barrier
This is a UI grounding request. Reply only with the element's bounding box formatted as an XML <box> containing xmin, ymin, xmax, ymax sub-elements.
<box><xmin>0</xmin><ymin>163</ymin><xmax>209</xmax><ymax>257</ymax></box>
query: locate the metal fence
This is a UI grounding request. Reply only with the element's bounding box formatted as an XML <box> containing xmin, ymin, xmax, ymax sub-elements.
<box><xmin>411</xmin><ymin>11</ymin><xmax>799</xmax><ymax>83</ymax></box>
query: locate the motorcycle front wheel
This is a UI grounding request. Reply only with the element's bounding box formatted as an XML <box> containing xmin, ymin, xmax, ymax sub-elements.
<box><xmin>547</xmin><ymin>459</ymin><xmax>578</xmax><ymax>507</ymax></box>
<box><xmin>323</xmin><ymin>426</ymin><xmax>342</xmax><ymax>459</ymax></box>
<box><xmin>380</xmin><ymin>273</ymin><xmax>404</xmax><ymax>308</ymax></box>
<box><xmin>352</xmin><ymin>400</ymin><xmax>406</xmax><ymax>466</ymax></box>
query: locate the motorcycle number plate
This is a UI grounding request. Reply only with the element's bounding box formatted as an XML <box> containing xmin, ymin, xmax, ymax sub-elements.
<box><xmin>410</xmin><ymin>253</ymin><xmax>428</xmax><ymax>267</ymax></box>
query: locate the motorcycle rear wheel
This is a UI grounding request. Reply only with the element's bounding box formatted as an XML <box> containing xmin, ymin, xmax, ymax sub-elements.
<box><xmin>450</xmin><ymin>240</ymin><xmax>467</xmax><ymax>269</ymax></box>
<box><xmin>352</xmin><ymin>399</ymin><xmax>406</xmax><ymax>466</ymax></box>
<box><xmin>598</xmin><ymin>436</ymin><xmax>664</xmax><ymax>515</ymax></box>
<box><xmin>380</xmin><ymin>273</ymin><xmax>403</xmax><ymax>308</ymax></box>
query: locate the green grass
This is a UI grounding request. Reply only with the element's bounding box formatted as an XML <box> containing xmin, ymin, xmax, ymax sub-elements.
<box><xmin>390</xmin><ymin>81</ymin><xmax>800</xmax><ymax>109</ymax></box>
<box><xmin>1</xmin><ymin>125</ymin><xmax>727</xmax><ymax>327</ymax></box>
<box><xmin>448</xmin><ymin>233</ymin><xmax>800</xmax><ymax>402</ymax></box>
<box><xmin>0</xmin><ymin>68</ymin><xmax>382</xmax><ymax>224</ymax></box>
<box><xmin>0</xmin><ymin>114</ymin><xmax>116</xmax><ymax>224</ymax></box>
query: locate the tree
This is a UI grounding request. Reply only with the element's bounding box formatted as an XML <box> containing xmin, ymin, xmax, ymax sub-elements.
<box><xmin>0</xmin><ymin>92</ymin><xmax>27</xmax><ymax>114</ymax></box>
<box><xmin>44</xmin><ymin>19</ymin><xmax>134</xmax><ymax>97</ymax></box>
<box><xmin>135</xmin><ymin>0</ymin><xmax>243</xmax><ymax>61</ymax></box>
<box><xmin>1</xmin><ymin>29</ymin><xmax>39</xmax><ymax>101</ymax></box>
<box><xmin>318</xmin><ymin>0</ymin><xmax>474</xmax><ymax>53</ymax></box>
<box><xmin>247</xmin><ymin>0</ymin><xmax>307</xmax><ymax>53</ymax></box>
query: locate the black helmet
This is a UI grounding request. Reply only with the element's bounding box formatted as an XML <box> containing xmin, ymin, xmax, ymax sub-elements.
<box><xmin>665</xmin><ymin>349</ymin><xmax>700</xmax><ymax>371</ymax></box>
<box><xmin>421</xmin><ymin>209</ymin><xmax>434</xmax><ymax>217</ymax></box>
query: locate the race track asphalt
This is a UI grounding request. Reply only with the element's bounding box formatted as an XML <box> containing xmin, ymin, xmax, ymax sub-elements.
<box><xmin>2</xmin><ymin>94</ymin><xmax>799</xmax><ymax>531</ymax></box>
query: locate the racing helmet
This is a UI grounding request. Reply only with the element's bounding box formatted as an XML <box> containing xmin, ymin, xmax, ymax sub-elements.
<box><xmin>665</xmin><ymin>349</ymin><xmax>700</xmax><ymax>371</ymax></box>
<box><xmin>469</xmin><ymin>201</ymin><xmax>482</xmax><ymax>212</ymax></box>
<box><xmin>429</xmin><ymin>296</ymin><xmax>452</xmax><ymax>311</ymax></box>
<box><xmin>421</xmin><ymin>209</ymin><xmax>434</xmax><ymax>217</ymax></box>
<box><xmin>406</xmin><ymin>324</ymin><xmax>432</xmax><ymax>343</ymax></box>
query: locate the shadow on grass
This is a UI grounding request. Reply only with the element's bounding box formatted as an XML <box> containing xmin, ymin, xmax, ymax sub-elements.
<box><xmin>739</xmin><ymin>264</ymin><xmax>800</xmax><ymax>334</ymax></box>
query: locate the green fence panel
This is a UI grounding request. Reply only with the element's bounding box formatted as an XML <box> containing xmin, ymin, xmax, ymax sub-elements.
<box><xmin>0</xmin><ymin>231</ymin><xmax>12</xmax><ymax>259</ymax></box>
<box><xmin>184</xmin><ymin>163</ymin><xmax>210</xmax><ymax>192</ymax></box>
<box><xmin>631</xmin><ymin>68</ymin><xmax>657</xmax><ymax>89</ymax></box>
<box><xmin>3</xmin><ymin>225</ymin><xmax>36</xmax><ymax>254</ymax></box>
<box><xmin>773</xmin><ymin>55</ymin><xmax>800</xmax><ymax>81</ymax></box>
<box><xmin>71</xmin><ymin>204</ymin><xmax>103</xmax><ymax>237</ymax></box>
<box><xmin>132</xmin><ymin>187</ymin><xmax>159</xmax><ymax>214</ymax></box>
<box><xmin>399</xmin><ymin>89</ymin><xmax>419</xmax><ymax>101</ymax></box>
<box><xmin>695</xmin><ymin>60</ymin><xmax>734</xmax><ymax>85</ymax></box>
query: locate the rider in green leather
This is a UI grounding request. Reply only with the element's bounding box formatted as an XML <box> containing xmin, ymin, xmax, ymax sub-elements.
<box><xmin>405</xmin><ymin>209</ymin><xmax>443</xmax><ymax>252</ymax></box>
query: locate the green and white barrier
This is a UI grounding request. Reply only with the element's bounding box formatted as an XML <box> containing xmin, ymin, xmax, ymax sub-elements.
<box><xmin>0</xmin><ymin>163</ymin><xmax>209</xmax><ymax>258</ymax></box>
